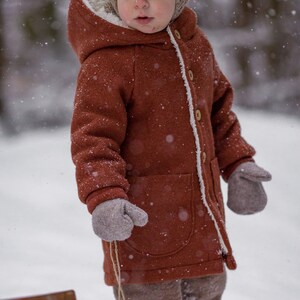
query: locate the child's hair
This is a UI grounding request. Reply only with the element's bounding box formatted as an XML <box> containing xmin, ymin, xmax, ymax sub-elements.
<box><xmin>109</xmin><ymin>0</ymin><xmax>189</xmax><ymax>21</ymax></box>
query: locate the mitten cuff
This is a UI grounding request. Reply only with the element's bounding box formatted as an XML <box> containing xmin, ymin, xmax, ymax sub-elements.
<box><xmin>221</xmin><ymin>157</ymin><xmax>255</xmax><ymax>182</ymax></box>
<box><xmin>86</xmin><ymin>187</ymin><xmax>129</xmax><ymax>214</ymax></box>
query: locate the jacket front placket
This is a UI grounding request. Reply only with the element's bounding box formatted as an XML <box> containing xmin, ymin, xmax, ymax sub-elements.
<box><xmin>166</xmin><ymin>25</ymin><xmax>237</xmax><ymax>270</ymax></box>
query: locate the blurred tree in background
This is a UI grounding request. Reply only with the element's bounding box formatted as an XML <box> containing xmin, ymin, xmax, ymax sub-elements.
<box><xmin>193</xmin><ymin>0</ymin><xmax>299</xmax><ymax>114</ymax></box>
<box><xmin>0</xmin><ymin>0</ymin><xmax>299</xmax><ymax>135</ymax></box>
<box><xmin>0</xmin><ymin>0</ymin><xmax>5</xmax><ymax>119</ymax></box>
<box><xmin>1</xmin><ymin>0</ymin><xmax>76</xmax><ymax>135</ymax></box>
<box><xmin>22</xmin><ymin>1</ymin><xmax>61</xmax><ymax>46</ymax></box>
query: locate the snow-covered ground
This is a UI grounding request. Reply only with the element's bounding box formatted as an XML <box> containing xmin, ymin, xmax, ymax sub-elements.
<box><xmin>0</xmin><ymin>109</ymin><xmax>299</xmax><ymax>300</ymax></box>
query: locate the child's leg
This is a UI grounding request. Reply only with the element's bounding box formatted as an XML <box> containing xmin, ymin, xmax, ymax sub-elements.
<box><xmin>113</xmin><ymin>272</ymin><xmax>226</xmax><ymax>300</ymax></box>
<box><xmin>113</xmin><ymin>279</ymin><xmax>182</xmax><ymax>300</ymax></box>
<box><xmin>180</xmin><ymin>272</ymin><xmax>227</xmax><ymax>300</ymax></box>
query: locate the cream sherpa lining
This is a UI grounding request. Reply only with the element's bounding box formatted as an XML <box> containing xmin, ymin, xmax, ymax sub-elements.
<box><xmin>166</xmin><ymin>27</ymin><xmax>229</xmax><ymax>256</ymax></box>
<box><xmin>82</xmin><ymin>0</ymin><xmax>128</xmax><ymax>28</ymax></box>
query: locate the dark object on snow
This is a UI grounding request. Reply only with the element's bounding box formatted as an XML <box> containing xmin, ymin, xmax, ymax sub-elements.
<box><xmin>4</xmin><ymin>290</ymin><xmax>76</xmax><ymax>300</ymax></box>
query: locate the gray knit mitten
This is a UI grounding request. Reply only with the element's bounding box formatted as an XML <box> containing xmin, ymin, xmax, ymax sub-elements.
<box><xmin>227</xmin><ymin>162</ymin><xmax>272</xmax><ymax>215</ymax></box>
<box><xmin>92</xmin><ymin>198</ymin><xmax>148</xmax><ymax>242</ymax></box>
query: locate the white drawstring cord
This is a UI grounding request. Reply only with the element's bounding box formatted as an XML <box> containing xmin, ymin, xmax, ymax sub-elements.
<box><xmin>110</xmin><ymin>241</ymin><xmax>126</xmax><ymax>300</ymax></box>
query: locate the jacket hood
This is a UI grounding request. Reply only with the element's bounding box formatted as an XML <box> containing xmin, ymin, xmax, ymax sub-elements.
<box><xmin>68</xmin><ymin>0</ymin><xmax>198</xmax><ymax>63</ymax></box>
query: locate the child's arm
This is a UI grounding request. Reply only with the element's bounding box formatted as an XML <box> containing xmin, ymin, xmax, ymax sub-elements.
<box><xmin>71</xmin><ymin>52</ymin><xmax>131</xmax><ymax>214</ymax></box>
<box><xmin>211</xmin><ymin>56</ymin><xmax>256</xmax><ymax>182</ymax></box>
<box><xmin>72</xmin><ymin>53</ymin><xmax>148</xmax><ymax>239</ymax></box>
<box><xmin>211</xmin><ymin>55</ymin><xmax>272</xmax><ymax>214</ymax></box>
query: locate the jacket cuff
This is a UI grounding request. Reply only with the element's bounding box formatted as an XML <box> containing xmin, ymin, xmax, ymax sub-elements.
<box><xmin>86</xmin><ymin>187</ymin><xmax>129</xmax><ymax>214</ymax></box>
<box><xmin>221</xmin><ymin>157</ymin><xmax>255</xmax><ymax>182</ymax></box>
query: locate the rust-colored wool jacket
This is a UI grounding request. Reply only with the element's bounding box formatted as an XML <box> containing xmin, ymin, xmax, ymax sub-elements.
<box><xmin>68</xmin><ymin>0</ymin><xmax>256</xmax><ymax>286</ymax></box>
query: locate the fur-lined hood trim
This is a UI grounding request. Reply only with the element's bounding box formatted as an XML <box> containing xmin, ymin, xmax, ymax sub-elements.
<box><xmin>68</xmin><ymin>0</ymin><xmax>197</xmax><ymax>63</ymax></box>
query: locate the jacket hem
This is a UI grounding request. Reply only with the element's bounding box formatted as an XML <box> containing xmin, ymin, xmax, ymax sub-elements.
<box><xmin>104</xmin><ymin>258</ymin><xmax>225</xmax><ymax>286</ymax></box>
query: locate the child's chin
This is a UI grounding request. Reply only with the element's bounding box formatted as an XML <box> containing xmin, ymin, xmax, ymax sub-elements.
<box><xmin>136</xmin><ymin>25</ymin><xmax>164</xmax><ymax>34</ymax></box>
<box><xmin>124</xmin><ymin>21</ymin><xmax>164</xmax><ymax>34</ymax></box>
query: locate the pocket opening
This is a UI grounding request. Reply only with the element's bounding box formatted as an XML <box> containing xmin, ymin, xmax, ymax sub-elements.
<box><xmin>124</xmin><ymin>173</ymin><xmax>195</xmax><ymax>257</ymax></box>
<box><xmin>210</xmin><ymin>158</ymin><xmax>225</xmax><ymax>219</ymax></box>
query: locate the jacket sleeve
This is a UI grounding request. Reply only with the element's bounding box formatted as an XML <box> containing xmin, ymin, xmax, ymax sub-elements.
<box><xmin>211</xmin><ymin>55</ymin><xmax>256</xmax><ymax>182</ymax></box>
<box><xmin>71</xmin><ymin>52</ymin><xmax>133</xmax><ymax>213</ymax></box>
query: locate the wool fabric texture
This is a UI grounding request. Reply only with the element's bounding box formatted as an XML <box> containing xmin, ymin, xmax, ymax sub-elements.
<box><xmin>92</xmin><ymin>198</ymin><xmax>148</xmax><ymax>241</ymax></box>
<box><xmin>68</xmin><ymin>0</ymin><xmax>256</xmax><ymax>286</ymax></box>
<box><xmin>227</xmin><ymin>162</ymin><xmax>271</xmax><ymax>214</ymax></box>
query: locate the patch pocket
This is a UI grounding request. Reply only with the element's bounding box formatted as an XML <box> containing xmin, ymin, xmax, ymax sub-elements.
<box><xmin>210</xmin><ymin>157</ymin><xmax>225</xmax><ymax>218</ymax></box>
<box><xmin>125</xmin><ymin>174</ymin><xmax>194</xmax><ymax>257</ymax></box>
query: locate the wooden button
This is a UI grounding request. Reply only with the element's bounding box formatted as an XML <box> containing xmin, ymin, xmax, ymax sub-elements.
<box><xmin>195</xmin><ymin>109</ymin><xmax>201</xmax><ymax>121</ymax></box>
<box><xmin>202</xmin><ymin>151</ymin><xmax>207</xmax><ymax>163</ymax></box>
<box><xmin>174</xmin><ymin>29</ymin><xmax>181</xmax><ymax>39</ymax></box>
<box><xmin>188</xmin><ymin>70</ymin><xmax>194</xmax><ymax>81</ymax></box>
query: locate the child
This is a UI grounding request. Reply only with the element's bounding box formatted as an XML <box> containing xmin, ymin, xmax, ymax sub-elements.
<box><xmin>68</xmin><ymin>0</ymin><xmax>272</xmax><ymax>299</ymax></box>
